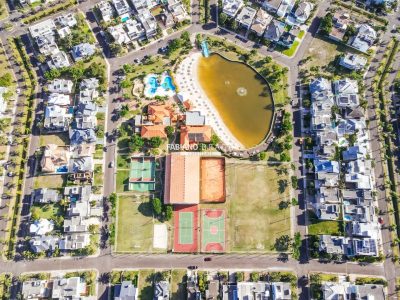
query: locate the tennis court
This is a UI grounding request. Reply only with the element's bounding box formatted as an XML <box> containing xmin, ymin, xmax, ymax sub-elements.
<box><xmin>128</xmin><ymin>156</ymin><xmax>156</xmax><ymax>192</ymax></box>
<box><xmin>201</xmin><ymin>209</ymin><xmax>226</xmax><ymax>252</ymax></box>
<box><xmin>173</xmin><ymin>205</ymin><xmax>198</xmax><ymax>252</ymax></box>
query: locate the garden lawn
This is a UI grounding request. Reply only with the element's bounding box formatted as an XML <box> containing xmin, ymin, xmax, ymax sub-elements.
<box><xmin>171</xmin><ymin>269</ymin><xmax>187</xmax><ymax>300</ymax></box>
<box><xmin>94</xmin><ymin>164</ymin><xmax>103</xmax><ymax>186</ymax></box>
<box><xmin>34</xmin><ymin>175</ymin><xmax>67</xmax><ymax>189</ymax></box>
<box><xmin>94</xmin><ymin>147</ymin><xmax>103</xmax><ymax>159</ymax></box>
<box><xmin>308</xmin><ymin>212</ymin><xmax>342</xmax><ymax>235</ymax></box>
<box><xmin>227</xmin><ymin>162</ymin><xmax>291</xmax><ymax>252</ymax></box>
<box><xmin>282</xmin><ymin>40</ymin><xmax>300</xmax><ymax>57</ymax></box>
<box><xmin>32</xmin><ymin>203</ymin><xmax>63</xmax><ymax>219</ymax></box>
<box><xmin>116</xmin><ymin>196</ymin><xmax>163</xmax><ymax>252</ymax></box>
<box><xmin>40</xmin><ymin>133</ymin><xmax>69</xmax><ymax>146</ymax></box>
<box><xmin>0</xmin><ymin>0</ymin><xmax>8</xmax><ymax>20</ymax></box>
<box><xmin>138</xmin><ymin>270</ymin><xmax>155</xmax><ymax>300</ymax></box>
<box><xmin>116</xmin><ymin>170</ymin><xmax>130</xmax><ymax>193</ymax></box>
<box><xmin>117</xmin><ymin>154</ymin><xmax>130</xmax><ymax>169</ymax></box>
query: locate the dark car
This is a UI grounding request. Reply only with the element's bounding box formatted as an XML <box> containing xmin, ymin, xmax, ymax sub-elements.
<box><xmin>204</xmin><ymin>257</ymin><xmax>212</xmax><ymax>262</ymax></box>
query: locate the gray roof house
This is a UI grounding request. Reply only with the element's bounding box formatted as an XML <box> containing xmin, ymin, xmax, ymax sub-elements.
<box><xmin>278</xmin><ymin>31</ymin><xmax>296</xmax><ymax>48</ymax></box>
<box><xmin>44</xmin><ymin>105</ymin><xmax>73</xmax><ymax>132</ymax></box>
<box><xmin>291</xmin><ymin>1</ymin><xmax>313</xmax><ymax>24</ymax></box>
<box><xmin>31</xmin><ymin>188</ymin><xmax>61</xmax><ymax>204</ymax></box>
<box><xmin>222</xmin><ymin>0</ymin><xmax>243</xmax><ymax>17</ymax></box>
<box><xmin>319</xmin><ymin>235</ymin><xmax>352</xmax><ymax>255</ymax></box>
<box><xmin>264</xmin><ymin>19</ymin><xmax>285</xmax><ymax>42</ymax></box>
<box><xmin>69</xmin><ymin>128</ymin><xmax>97</xmax><ymax>144</ymax></box>
<box><xmin>63</xmin><ymin>216</ymin><xmax>88</xmax><ymax>233</ymax></box>
<box><xmin>115</xmin><ymin>281</ymin><xmax>138</xmax><ymax>300</ymax></box>
<box><xmin>237</xmin><ymin>282</ymin><xmax>270</xmax><ymax>299</ymax></box>
<box><xmin>350</xmin><ymin>24</ymin><xmax>377</xmax><ymax>53</ymax></box>
<box><xmin>339</xmin><ymin>53</ymin><xmax>367</xmax><ymax>71</ymax></box>
<box><xmin>71</xmin><ymin>43</ymin><xmax>96</xmax><ymax>61</ymax></box>
<box><xmin>315</xmin><ymin>203</ymin><xmax>340</xmax><ymax>220</ymax></box>
<box><xmin>29</xmin><ymin>235</ymin><xmax>59</xmax><ymax>253</ymax></box>
<box><xmin>22</xmin><ymin>280</ymin><xmax>51</xmax><ymax>299</ymax></box>
<box><xmin>97</xmin><ymin>0</ymin><xmax>115</xmax><ymax>22</ymax></box>
<box><xmin>52</xmin><ymin>277</ymin><xmax>87</xmax><ymax>299</ymax></box>
<box><xmin>333</xmin><ymin>78</ymin><xmax>359</xmax><ymax>108</ymax></box>
<box><xmin>342</xmin><ymin>146</ymin><xmax>366</xmax><ymax>161</ymax></box>
<box><xmin>250</xmin><ymin>9</ymin><xmax>273</xmax><ymax>36</ymax></box>
<box><xmin>48</xmin><ymin>79</ymin><xmax>74</xmax><ymax>94</ymax></box>
<box><xmin>154</xmin><ymin>281</ymin><xmax>169</xmax><ymax>300</ymax></box>
<box><xmin>47</xmin><ymin>51</ymin><xmax>71</xmax><ymax>70</ymax></box>
<box><xmin>112</xmin><ymin>0</ymin><xmax>131</xmax><ymax>15</ymax></box>
<box><xmin>262</xmin><ymin>0</ymin><xmax>282</xmax><ymax>13</ymax></box>
<box><xmin>322</xmin><ymin>282</ymin><xmax>385</xmax><ymax>300</ymax></box>
<box><xmin>58</xmin><ymin>233</ymin><xmax>91</xmax><ymax>250</ymax></box>
<box><xmin>185</xmin><ymin>111</ymin><xmax>205</xmax><ymax>126</ymax></box>
<box><xmin>352</xmin><ymin>238</ymin><xmax>378</xmax><ymax>256</ymax></box>
<box><xmin>235</xmin><ymin>6</ymin><xmax>257</xmax><ymax>29</ymax></box>
<box><xmin>64</xmin><ymin>185</ymin><xmax>91</xmax><ymax>202</ymax></box>
<box><xmin>271</xmin><ymin>282</ymin><xmax>291</xmax><ymax>300</ymax></box>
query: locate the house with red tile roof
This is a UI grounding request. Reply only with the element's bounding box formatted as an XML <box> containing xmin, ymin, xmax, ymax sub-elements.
<box><xmin>180</xmin><ymin>126</ymin><xmax>212</xmax><ymax>147</ymax></box>
<box><xmin>141</xmin><ymin>125</ymin><xmax>168</xmax><ymax>139</ymax></box>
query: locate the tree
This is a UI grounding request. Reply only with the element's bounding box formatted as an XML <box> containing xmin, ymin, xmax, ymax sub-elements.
<box><xmin>250</xmin><ymin>272</ymin><xmax>259</xmax><ymax>282</ymax></box>
<box><xmin>211</xmin><ymin>134</ymin><xmax>220</xmax><ymax>146</ymax></box>
<box><xmin>149</xmin><ymin>136</ymin><xmax>162</xmax><ymax>148</ymax></box>
<box><xmin>110</xmin><ymin>43</ymin><xmax>123</xmax><ymax>56</ymax></box>
<box><xmin>30</xmin><ymin>207</ymin><xmax>40</xmax><ymax>221</ymax></box>
<box><xmin>128</xmin><ymin>135</ymin><xmax>144</xmax><ymax>152</ymax></box>
<box><xmin>120</xmin><ymin>104</ymin><xmax>129</xmax><ymax>117</ymax></box>
<box><xmin>320</xmin><ymin>13</ymin><xmax>333</xmax><ymax>35</ymax></box>
<box><xmin>291</xmin><ymin>176</ymin><xmax>298</xmax><ymax>189</ymax></box>
<box><xmin>165</xmin><ymin>126</ymin><xmax>174</xmax><ymax>137</ymax></box>
<box><xmin>280</xmin><ymin>152</ymin><xmax>290</xmax><ymax>162</ymax></box>
<box><xmin>123</xmin><ymin>64</ymin><xmax>134</xmax><ymax>73</ymax></box>
<box><xmin>219</xmin><ymin>12</ymin><xmax>228</xmax><ymax>25</ymax></box>
<box><xmin>151</xmin><ymin>198</ymin><xmax>162</xmax><ymax>215</ymax></box>
<box><xmin>0</xmin><ymin>73</ymin><xmax>12</xmax><ymax>86</ymax></box>
<box><xmin>235</xmin><ymin>272</ymin><xmax>244</xmax><ymax>282</ymax></box>
<box><xmin>164</xmin><ymin>205</ymin><xmax>173</xmax><ymax>221</ymax></box>
<box><xmin>120</xmin><ymin>80</ymin><xmax>131</xmax><ymax>89</ymax></box>
<box><xmin>258</xmin><ymin>151</ymin><xmax>267</xmax><ymax>160</ymax></box>
<box><xmin>274</xmin><ymin>235</ymin><xmax>291</xmax><ymax>252</ymax></box>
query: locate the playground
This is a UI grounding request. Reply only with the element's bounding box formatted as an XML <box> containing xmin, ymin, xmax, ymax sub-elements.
<box><xmin>128</xmin><ymin>156</ymin><xmax>156</xmax><ymax>192</ymax></box>
<box><xmin>200</xmin><ymin>157</ymin><xmax>226</xmax><ymax>203</ymax></box>
<box><xmin>173</xmin><ymin>205</ymin><xmax>199</xmax><ymax>252</ymax></box>
<box><xmin>201</xmin><ymin>209</ymin><xmax>226</xmax><ymax>252</ymax></box>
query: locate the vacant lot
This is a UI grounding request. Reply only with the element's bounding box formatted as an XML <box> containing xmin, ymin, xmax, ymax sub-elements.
<box><xmin>33</xmin><ymin>175</ymin><xmax>66</xmax><ymax>189</ymax></box>
<box><xmin>138</xmin><ymin>269</ymin><xmax>155</xmax><ymax>300</ymax></box>
<box><xmin>116</xmin><ymin>196</ymin><xmax>166</xmax><ymax>253</ymax></box>
<box><xmin>171</xmin><ymin>269</ymin><xmax>187</xmax><ymax>300</ymax></box>
<box><xmin>39</xmin><ymin>133</ymin><xmax>69</xmax><ymax>147</ymax></box>
<box><xmin>116</xmin><ymin>170</ymin><xmax>130</xmax><ymax>193</ymax></box>
<box><xmin>226</xmin><ymin>162</ymin><xmax>291</xmax><ymax>252</ymax></box>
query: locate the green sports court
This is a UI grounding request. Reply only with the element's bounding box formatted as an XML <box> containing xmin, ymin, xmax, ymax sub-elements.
<box><xmin>173</xmin><ymin>205</ymin><xmax>198</xmax><ymax>252</ymax></box>
<box><xmin>128</xmin><ymin>157</ymin><xmax>156</xmax><ymax>192</ymax></box>
<box><xmin>201</xmin><ymin>209</ymin><xmax>226</xmax><ymax>252</ymax></box>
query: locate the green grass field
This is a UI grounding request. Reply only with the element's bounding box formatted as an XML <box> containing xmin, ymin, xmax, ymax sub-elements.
<box><xmin>94</xmin><ymin>164</ymin><xmax>103</xmax><ymax>186</ymax></box>
<box><xmin>226</xmin><ymin>162</ymin><xmax>291</xmax><ymax>252</ymax></box>
<box><xmin>116</xmin><ymin>196</ymin><xmax>163</xmax><ymax>253</ymax></box>
<box><xmin>171</xmin><ymin>269</ymin><xmax>187</xmax><ymax>300</ymax></box>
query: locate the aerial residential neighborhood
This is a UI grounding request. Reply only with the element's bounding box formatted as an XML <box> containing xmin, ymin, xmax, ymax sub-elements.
<box><xmin>0</xmin><ymin>0</ymin><xmax>399</xmax><ymax>298</ymax></box>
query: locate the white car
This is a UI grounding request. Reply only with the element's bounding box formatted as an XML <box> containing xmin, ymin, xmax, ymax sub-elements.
<box><xmin>16</xmin><ymin>88</ymin><xmax>21</xmax><ymax>94</ymax></box>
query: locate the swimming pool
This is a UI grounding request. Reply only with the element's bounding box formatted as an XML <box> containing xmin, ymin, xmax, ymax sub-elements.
<box><xmin>144</xmin><ymin>73</ymin><xmax>176</xmax><ymax>98</ymax></box>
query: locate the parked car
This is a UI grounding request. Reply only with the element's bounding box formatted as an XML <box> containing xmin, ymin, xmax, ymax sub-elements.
<box><xmin>109</xmin><ymin>162</ymin><xmax>114</xmax><ymax>168</ymax></box>
<box><xmin>204</xmin><ymin>257</ymin><xmax>212</xmax><ymax>262</ymax></box>
<box><xmin>378</xmin><ymin>217</ymin><xmax>384</xmax><ymax>225</ymax></box>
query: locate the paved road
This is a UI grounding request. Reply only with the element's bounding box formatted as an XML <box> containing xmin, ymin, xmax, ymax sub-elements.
<box><xmin>0</xmin><ymin>0</ymin><xmax>399</xmax><ymax>298</ymax></box>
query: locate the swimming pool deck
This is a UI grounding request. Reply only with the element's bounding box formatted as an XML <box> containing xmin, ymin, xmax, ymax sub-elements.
<box><xmin>175</xmin><ymin>53</ymin><xmax>245</xmax><ymax>150</ymax></box>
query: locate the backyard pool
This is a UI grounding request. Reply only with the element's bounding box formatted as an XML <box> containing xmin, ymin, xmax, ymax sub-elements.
<box><xmin>144</xmin><ymin>73</ymin><xmax>176</xmax><ymax>98</ymax></box>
